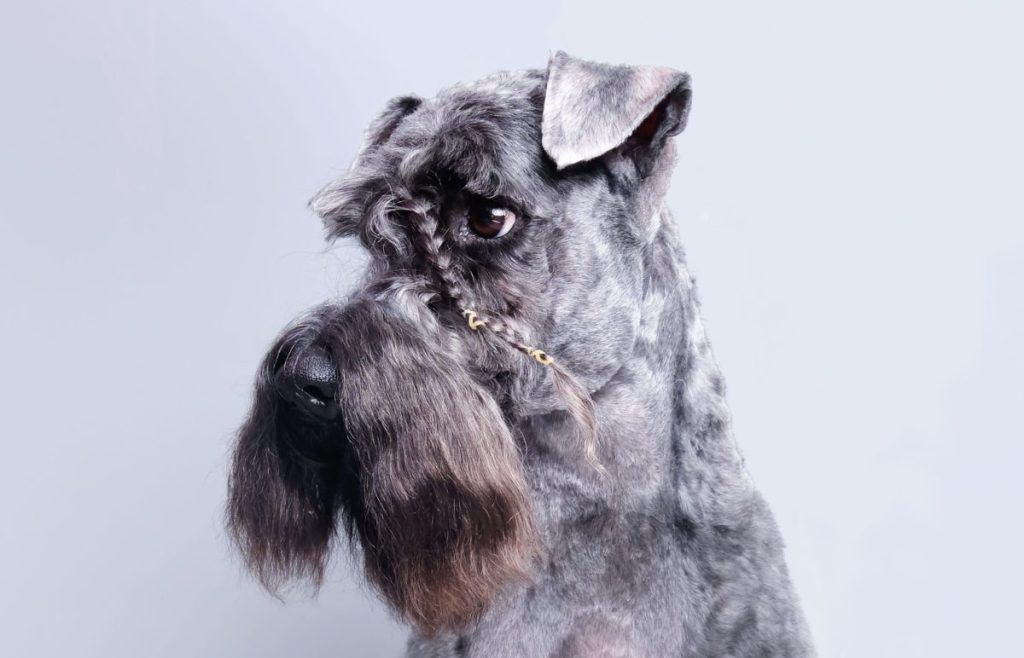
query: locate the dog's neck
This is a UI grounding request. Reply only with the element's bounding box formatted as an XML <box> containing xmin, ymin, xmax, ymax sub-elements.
<box><xmin>520</xmin><ymin>209</ymin><xmax>753</xmax><ymax>531</ymax></box>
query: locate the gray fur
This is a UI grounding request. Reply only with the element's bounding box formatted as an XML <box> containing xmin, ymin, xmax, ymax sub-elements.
<box><xmin>227</xmin><ymin>52</ymin><xmax>814</xmax><ymax>656</ymax></box>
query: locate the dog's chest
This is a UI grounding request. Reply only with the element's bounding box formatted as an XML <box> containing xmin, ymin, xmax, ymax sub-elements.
<box><xmin>406</xmin><ymin>512</ymin><xmax>703</xmax><ymax>658</ymax></box>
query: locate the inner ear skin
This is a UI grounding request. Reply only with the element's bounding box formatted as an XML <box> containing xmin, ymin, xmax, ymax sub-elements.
<box><xmin>623</xmin><ymin>88</ymin><xmax>691</xmax><ymax>178</ymax></box>
<box><xmin>633</xmin><ymin>102</ymin><xmax>665</xmax><ymax>142</ymax></box>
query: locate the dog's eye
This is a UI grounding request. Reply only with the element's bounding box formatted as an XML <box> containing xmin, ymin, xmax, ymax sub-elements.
<box><xmin>467</xmin><ymin>201</ymin><xmax>517</xmax><ymax>239</ymax></box>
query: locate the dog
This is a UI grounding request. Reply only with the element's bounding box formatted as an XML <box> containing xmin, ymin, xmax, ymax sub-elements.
<box><xmin>227</xmin><ymin>51</ymin><xmax>815</xmax><ymax>657</ymax></box>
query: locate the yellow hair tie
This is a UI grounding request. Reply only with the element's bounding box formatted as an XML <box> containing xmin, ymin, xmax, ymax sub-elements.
<box><xmin>462</xmin><ymin>309</ymin><xmax>486</xmax><ymax>330</ymax></box>
<box><xmin>461</xmin><ymin>308</ymin><xmax>554</xmax><ymax>367</ymax></box>
<box><xmin>527</xmin><ymin>348</ymin><xmax>553</xmax><ymax>366</ymax></box>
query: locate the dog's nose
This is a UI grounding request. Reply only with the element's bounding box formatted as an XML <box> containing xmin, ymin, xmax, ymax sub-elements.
<box><xmin>275</xmin><ymin>345</ymin><xmax>340</xmax><ymax>420</ymax></box>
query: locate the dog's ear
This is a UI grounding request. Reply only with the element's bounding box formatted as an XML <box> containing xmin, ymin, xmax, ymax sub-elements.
<box><xmin>352</xmin><ymin>95</ymin><xmax>423</xmax><ymax>162</ymax></box>
<box><xmin>310</xmin><ymin>95</ymin><xmax>423</xmax><ymax>239</ymax></box>
<box><xmin>541</xmin><ymin>51</ymin><xmax>691</xmax><ymax>174</ymax></box>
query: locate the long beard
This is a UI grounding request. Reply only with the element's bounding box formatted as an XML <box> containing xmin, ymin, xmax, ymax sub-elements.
<box><xmin>227</xmin><ymin>300</ymin><xmax>539</xmax><ymax>634</ymax></box>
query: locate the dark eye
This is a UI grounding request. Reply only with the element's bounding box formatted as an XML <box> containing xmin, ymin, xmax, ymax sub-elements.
<box><xmin>466</xmin><ymin>200</ymin><xmax>517</xmax><ymax>239</ymax></box>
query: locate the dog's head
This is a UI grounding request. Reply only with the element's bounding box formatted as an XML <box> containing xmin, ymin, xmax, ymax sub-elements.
<box><xmin>227</xmin><ymin>52</ymin><xmax>691</xmax><ymax>634</ymax></box>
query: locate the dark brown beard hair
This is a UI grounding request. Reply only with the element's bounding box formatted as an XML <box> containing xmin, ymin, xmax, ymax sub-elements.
<box><xmin>329</xmin><ymin>301</ymin><xmax>542</xmax><ymax>632</ymax></box>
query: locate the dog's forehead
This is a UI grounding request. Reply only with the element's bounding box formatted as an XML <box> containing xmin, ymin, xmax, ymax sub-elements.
<box><xmin>383</xmin><ymin>69</ymin><xmax>551</xmax><ymax>202</ymax></box>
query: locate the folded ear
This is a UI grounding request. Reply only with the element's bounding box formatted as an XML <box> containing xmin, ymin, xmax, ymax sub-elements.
<box><xmin>541</xmin><ymin>51</ymin><xmax>692</xmax><ymax>173</ymax></box>
<box><xmin>310</xmin><ymin>95</ymin><xmax>423</xmax><ymax>239</ymax></box>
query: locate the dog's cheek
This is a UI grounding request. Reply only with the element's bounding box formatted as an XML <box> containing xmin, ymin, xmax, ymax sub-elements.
<box><xmin>336</xmin><ymin>324</ymin><xmax>539</xmax><ymax>634</ymax></box>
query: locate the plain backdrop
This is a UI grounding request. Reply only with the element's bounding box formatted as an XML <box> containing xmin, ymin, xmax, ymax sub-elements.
<box><xmin>2</xmin><ymin>1</ymin><xmax>1022</xmax><ymax>657</ymax></box>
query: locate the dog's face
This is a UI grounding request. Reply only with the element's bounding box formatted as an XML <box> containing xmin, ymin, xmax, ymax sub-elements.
<box><xmin>227</xmin><ymin>52</ymin><xmax>691</xmax><ymax>634</ymax></box>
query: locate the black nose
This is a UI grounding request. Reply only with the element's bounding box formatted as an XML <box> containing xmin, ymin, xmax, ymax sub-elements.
<box><xmin>275</xmin><ymin>345</ymin><xmax>339</xmax><ymax>420</ymax></box>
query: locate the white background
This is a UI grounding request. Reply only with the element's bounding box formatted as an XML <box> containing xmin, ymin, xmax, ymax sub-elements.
<box><xmin>2</xmin><ymin>1</ymin><xmax>1021</xmax><ymax>656</ymax></box>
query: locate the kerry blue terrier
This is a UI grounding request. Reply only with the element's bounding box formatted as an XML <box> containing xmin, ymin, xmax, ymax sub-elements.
<box><xmin>227</xmin><ymin>51</ymin><xmax>814</xmax><ymax>657</ymax></box>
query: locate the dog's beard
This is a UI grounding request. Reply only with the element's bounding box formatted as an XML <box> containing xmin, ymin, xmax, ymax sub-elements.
<box><xmin>227</xmin><ymin>301</ymin><xmax>539</xmax><ymax>634</ymax></box>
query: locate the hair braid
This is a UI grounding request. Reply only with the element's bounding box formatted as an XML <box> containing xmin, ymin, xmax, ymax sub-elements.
<box><xmin>409</xmin><ymin>208</ymin><xmax>601</xmax><ymax>469</ymax></box>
